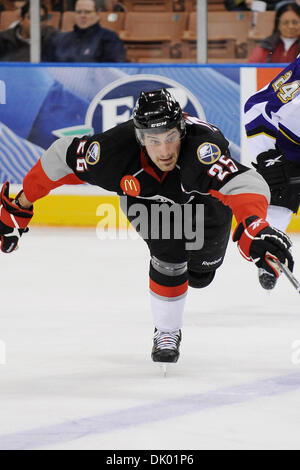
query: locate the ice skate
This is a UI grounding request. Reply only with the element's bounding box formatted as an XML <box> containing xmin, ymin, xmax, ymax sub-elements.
<box><xmin>258</xmin><ymin>268</ymin><xmax>277</xmax><ymax>290</ymax></box>
<box><xmin>151</xmin><ymin>328</ymin><xmax>182</xmax><ymax>364</ymax></box>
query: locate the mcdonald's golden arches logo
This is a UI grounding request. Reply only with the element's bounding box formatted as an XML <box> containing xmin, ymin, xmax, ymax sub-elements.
<box><xmin>120</xmin><ymin>175</ymin><xmax>141</xmax><ymax>197</ymax></box>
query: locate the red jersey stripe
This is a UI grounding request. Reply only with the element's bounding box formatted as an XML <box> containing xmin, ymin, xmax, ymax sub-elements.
<box><xmin>209</xmin><ymin>190</ymin><xmax>268</xmax><ymax>225</ymax></box>
<box><xmin>23</xmin><ymin>160</ymin><xmax>83</xmax><ymax>203</ymax></box>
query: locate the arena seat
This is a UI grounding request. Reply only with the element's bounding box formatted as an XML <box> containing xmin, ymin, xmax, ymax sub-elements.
<box><xmin>46</xmin><ymin>11</ymin><xmax>61</xmax><ymax>29</ymax></box>
<box><xmin>0</xmin><ymin>0</ymin><xmax>14</xmax><ymax>11</ymax></box>
<box><xmin>182</xmin><ymin>11</ymin><xmax>253</xmax><ymax>60</ymax></box>
<box><xmin>137</xmin><ymin>57</ymin><xmax>194</xmax><ymax>63</ymax></box>
<box><xmin>208</xmin><ymin>11</ymin><xmax>253</xmax><ymax>59</ymax></box>
<box><xmin>61</xmin><ymin>10</ymin><xmax>75</xmax><ymax>31</ymax></box>
<box><xmin>120</xmin><ymin>11</ymin><xmax>188</xmax><ymax>61</ymax></box>
<box><xmin>0</xmin><ymin>9</ymin><xmax>61</xmax><ymax>31</ymax></box>
<box><xmin>247</xmin><ymin>11</ymin><xmax>276</xmax><ymax>54</ymax></box>
<box><xmin>208</xmin><ymin>0</ymin><xmax>226</xmax><ymax>11</ymax></box>
<box><xmin>99</xmin><ymin>12</ymin><xmax>125</xmax><ymax>33</ymax></box>
<box><xmin>179</xmin><ymin>0</ymin><xmax>225</xmax><ymax>12</ymax></box>
<box><xmin>0</xmin><ymin>10</ymin><xmax>18</xmax><ymax>30</ymax></box>
<box><xmin>122</xmin><ymin>0</ymin><xmax>173</xmax><ymax>11</ymax></box>
<box><xmin>183</xmin><ymin>0</ymin><xmax>196</xmax><ymax>11</ymax></box>
<box><xmin>207</xmin><ymin>57</ymin><xmax>248</xmax><ymax>63</ymax></box>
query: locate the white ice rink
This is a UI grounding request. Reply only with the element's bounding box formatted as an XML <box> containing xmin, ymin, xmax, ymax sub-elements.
<box><xmin>0</xmin><ymin>227</ymin><xmax>300</xmax><ymax>450</ymax></box>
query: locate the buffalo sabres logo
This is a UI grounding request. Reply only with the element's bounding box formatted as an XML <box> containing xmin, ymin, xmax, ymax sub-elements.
<box><xmin>197</xmin><ymin>142</ymin><xmax>221</xmax><ymax>165</ymax></box>
<box><xmin>85</xmin><ymin>141</ymin><xmax>100</xmax><ymax>165</ymax></box>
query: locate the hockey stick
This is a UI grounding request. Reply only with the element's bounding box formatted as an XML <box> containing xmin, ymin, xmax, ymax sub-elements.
<box><xmin>276</xmin><ymin>260</ymin><xmax>300</xmax><ymax>294</ymax></box>
<box><xmin>269</xmin><ymin>257</ymin><xmax>300</xmax><ymax>293</ymax></box>
<box><xmin>264</xmin><ymin>253</ymin><xmax>300</xmax><ymax>293</ymax></box>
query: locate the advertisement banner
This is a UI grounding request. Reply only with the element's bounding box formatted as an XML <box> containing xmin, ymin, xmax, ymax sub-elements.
<box><xmin>0</xmin><ymin>64</ymin><xmax>241</xmax><ymax>186</ymax></box>
<box><xmin>256</xmin><ymin>67</ymin><xmax>284</xmax><ymax>90</ymax></box>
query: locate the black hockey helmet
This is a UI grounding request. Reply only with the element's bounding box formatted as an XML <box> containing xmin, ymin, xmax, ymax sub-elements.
<box><xmin>132</xmin><ymin>88</ymin><xmax>186</xmax><ymax>145</ymax></box>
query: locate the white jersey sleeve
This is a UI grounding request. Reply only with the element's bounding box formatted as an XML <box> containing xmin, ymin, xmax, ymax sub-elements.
<box><xmin>244</xmin><ymin>56</ymin><xmax>300</xmax><ymax>163</ymax></box>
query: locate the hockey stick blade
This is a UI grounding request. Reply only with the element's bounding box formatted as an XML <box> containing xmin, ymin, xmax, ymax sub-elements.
<box><xmin>275</xmin><ymin>260</ymin><xmax>300</xmax><ymax>294</ymax></box>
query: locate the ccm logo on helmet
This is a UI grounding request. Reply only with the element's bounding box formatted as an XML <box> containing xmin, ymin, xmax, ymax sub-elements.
<box><xmin>151</xmin><ymin>121</ymin><xmax>167</xmax><ymax>127</ymax></box>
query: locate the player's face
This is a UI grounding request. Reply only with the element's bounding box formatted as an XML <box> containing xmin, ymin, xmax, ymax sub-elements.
<box><xmin>143</xmin><ymin>128</ymin><xmax>181</xmax><ymax>171</ymax></box>
<box><xmin>75</xmin><ymin>0</ymin><xmax>99</xmax><ymax>29</ymax></box>
<box><xmin>278</xmin><ymin>10</ymin><xmax>300</xmax><ymax>38</ymax></box>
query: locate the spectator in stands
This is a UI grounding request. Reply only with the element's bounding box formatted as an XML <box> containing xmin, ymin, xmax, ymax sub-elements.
<box><xmin>225</xmin><ymin>0</ymin><xmax>282</xmax><ymax>10</ymax></box>
<box><xmin>247</xmin><ymin>2</ymin><xmax>300</xmax><ymax>62</ymax></box>
<box><xmin>97</xmin><ymin>0</ymin><xmax>126</xmax><ymax>11</ymax></box>
<box><xmin>0</xmin><ymin>2</ymin><xmax>57</xmax><ymax>61</ymax></box>
<box><xmin>44</xmin><ymin>0</ymin><xmax>126</xmax><ymax>62</ymax></box>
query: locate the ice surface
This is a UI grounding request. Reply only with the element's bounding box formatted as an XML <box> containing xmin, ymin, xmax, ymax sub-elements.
<box><xmin>0</xmin><ymin>227</ymin><xmax>300</xmax><ymax>450</ymax></box>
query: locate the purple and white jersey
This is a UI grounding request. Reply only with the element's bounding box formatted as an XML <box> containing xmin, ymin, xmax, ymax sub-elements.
<box><xmin>244</xmin><ymin>56</ymin><xmax>300</xmax><ymax>163</ymax></box>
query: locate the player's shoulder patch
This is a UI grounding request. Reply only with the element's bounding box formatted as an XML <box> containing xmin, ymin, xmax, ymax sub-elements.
<box><xmin>85</xmin><ymin>141</ymin><xmax>101</xmax><ymax>165</ymax></box>
<box><xmin>197</xmin><ymin>142</ymin><xmax>221</xmax><ymax>165</ymax></box>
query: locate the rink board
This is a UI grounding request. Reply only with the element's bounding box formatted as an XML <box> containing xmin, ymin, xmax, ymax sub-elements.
<box><xmin>2</xmin><ymin>62</ymin><xmax>298</xmax><ymax>230</ymax></box>
<box><xmin>32</xmin><ymin>194</ymin><xmax>131</xmax><ymax>229</ymax></box>
<box><xmin>28</xmin><ymin>193</ymin><xmax>300</xmax><ymax>233</ymax></box>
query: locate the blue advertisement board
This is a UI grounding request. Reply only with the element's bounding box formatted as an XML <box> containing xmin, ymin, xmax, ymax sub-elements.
<box><xmin>0</xmin><ymin>64</ymin><xmax>240</xmax><ymax>184</ymax></box>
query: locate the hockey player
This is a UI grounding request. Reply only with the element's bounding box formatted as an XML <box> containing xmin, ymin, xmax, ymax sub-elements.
<box><xmin>0</xmin><ymin>89</ymin><xmax>294</xmax><ymax>363</ymax></box>
<box><xmin>244</xmin><ymin>56</ymin><xmax>300</xmax><ymax>290</ymax></box>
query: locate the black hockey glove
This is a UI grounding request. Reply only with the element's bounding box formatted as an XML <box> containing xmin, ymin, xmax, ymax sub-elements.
<box><xmin>252</xmin><ymin>148</ymin><xmax>289</xmax><ymax>190</ymax></box>
<box><xmin>0</xmin><ymin>182</ymin><xmax>33</xmax><ymax>253</ymax></box>
<box><xmin>252</xmin><ymin>148</ymin><xmax>300</xmax><ymax>212</ymax></box>
<box><xmin>233</xmin><ymin>215</ymin><xmax>294</xmax><ymax>278</ymax></box>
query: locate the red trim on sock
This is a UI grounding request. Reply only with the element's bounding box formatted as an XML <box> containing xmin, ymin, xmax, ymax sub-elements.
<box><xmin>150</xmin><ymin>279</ymin><xmax>188</xmax><ymax>298</ymax></box>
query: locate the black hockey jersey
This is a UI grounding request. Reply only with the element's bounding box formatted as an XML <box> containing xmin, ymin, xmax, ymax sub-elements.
<box><xmin>23</xmin><ymin>116</ymin><xmax>270</xmax><ymax>225</ymax></box>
